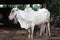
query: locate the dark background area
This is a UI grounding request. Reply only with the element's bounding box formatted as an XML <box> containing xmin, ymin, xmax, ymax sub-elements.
<box><xmin>0</xmin><ymin>7</ymin><xmax>20</xmax><ymax>29</ymax></box>
<box><xmin>0</xmin><ymin>0</ymin><xmax>48</xmax><ymax>4</ymax></box>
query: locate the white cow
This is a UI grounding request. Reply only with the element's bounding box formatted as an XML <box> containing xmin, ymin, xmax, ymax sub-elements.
<box><xmin>8</xmin><ymin>7</ymin><xmax>50</xmax><ymax>39</ymax></box>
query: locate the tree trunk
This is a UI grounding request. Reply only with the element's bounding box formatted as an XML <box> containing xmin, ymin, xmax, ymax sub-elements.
<box><xmin>30</xmin><ymin>4</ymin><xmax>32</xmax><ymax>7</ymax></box>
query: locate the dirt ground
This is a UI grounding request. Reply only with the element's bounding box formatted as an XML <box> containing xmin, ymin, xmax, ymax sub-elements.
<box><xmin>0</xmin><ymin>27</ymin><xmax>60</xmax><ymax>40</ymax></box>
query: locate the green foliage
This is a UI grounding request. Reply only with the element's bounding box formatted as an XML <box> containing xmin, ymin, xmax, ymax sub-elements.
<box><xmin>17</xmin><ymin>4</ymin><xmax>26</xmax><ymax>10</ymax></box>
<box><xmin>48</xmin><ymin>0</ymin><xmax>60</xmax><ymax>18</ymax></box>
<box><xmin>32</xmin><ymin>4</ymin><xmax>42</xmax><ymax>11</ymax></box>
<box><xmin>0</xmin><ymin>4</ymin><xmax>42</xmax><ymax>11</ymax></box>
<box><xmin>13</xmin><ymin>4</ymin><xmax>42</xmax><ymax>11</ymax></box>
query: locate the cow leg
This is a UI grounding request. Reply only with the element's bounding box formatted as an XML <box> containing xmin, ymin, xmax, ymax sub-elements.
<box><xmin>40</xmin><ymin>23</ymin><xmax>46</xmax><ymax>36</ymax></box>
<box><xmin>40</xmin><ymin>25</ymin><xmax>43</xmax><ymax>36</ymax></box>
<box><xmin>31</xmin><ymin>23</ymin><xmax>35</xmax><ymax>39</ymax></box>
<box><xmin>42</xmin><ymin>24</ymin><xmax>46</xmax><ymax>35</ymax></box>
<box><xmin>28</xmin><ymin>28</ymin><xmax>31</xmax><ymax>39</ymax></box>
<box><xmin>47</xmin><ymin>22</ymin><xmax>51</xmax><ymax>36</ymax></box>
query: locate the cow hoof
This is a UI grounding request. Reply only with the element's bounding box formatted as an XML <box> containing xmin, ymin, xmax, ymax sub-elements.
<box><xmin>40</xmin><ymin>33</ymin><xmax>42</xmax><ymax>36</ymax></box>
<box><xmin>49</xmin><ymin>33</ymin><xmax>51</xmax><ymax>36</ymax></box>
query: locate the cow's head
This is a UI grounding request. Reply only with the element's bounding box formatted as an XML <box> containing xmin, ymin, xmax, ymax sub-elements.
<box><xmin>8</xmin><ymin>8</ymin><xmax>19</xmax><ymax>20</ymax></box>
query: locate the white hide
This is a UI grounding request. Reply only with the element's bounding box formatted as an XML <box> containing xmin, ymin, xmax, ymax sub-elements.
<box><xmin>16</xmin><ymin>8</ymin><xmax>50</xmax><ymax>29</ymax></box>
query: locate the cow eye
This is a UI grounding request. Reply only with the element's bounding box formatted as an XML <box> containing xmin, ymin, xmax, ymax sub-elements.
<box><xmin>12</xmin><ymin>10</ymin><xmax>14</xmax><ymax>13</ymax></box>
